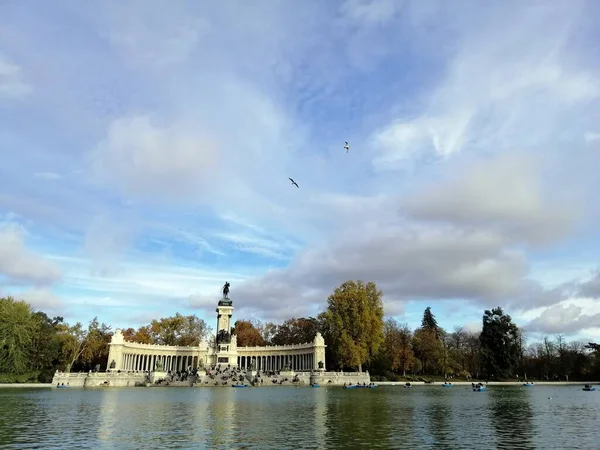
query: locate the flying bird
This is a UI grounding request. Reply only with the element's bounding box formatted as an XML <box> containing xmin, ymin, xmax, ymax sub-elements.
<box><xmin>344</xmin><ymin>141</ymin><xmax>350</xmax><ymax>153</ymax></box>
<box><xmin>289</xmin><ymin>178</ymin><xmax>299</xmax><ymax>188</ymax></box>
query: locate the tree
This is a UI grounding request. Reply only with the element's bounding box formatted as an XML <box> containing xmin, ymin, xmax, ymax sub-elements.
<box><xmin>30</xmin><ymin>312</ymin><xmax>62</xmax><ymax>376</ymax></box>
<box><xmin>0</xmin><ymin>297</ymin><xmax>41</xmax><ymax>374</ymax></box>
<box><xmin>421</xmin><ymin>307</ymin><xmax>439</xmax><ymax>338</ymax></box>
<box><xmin>479</xmin><ymin>307</ymin><xmax>520</xmax><ymax>379</ymax></box>
<box><xmin>412</xmin><ymin>328</ymin><xmax>443</xmax><ymax>375</ymax></box>
<box><xmin>80</xmin><ymin>318</ymin><xmax>112</xmax><ymax>371</ymax></box>
<box><xmin>57</xmin><ymin>322</ymin><xmax>89</xmax><ymax>373</ymax></box>
<box><xmin>233</xmin><ymin>320</ymin><xmax>266</xmax><ymax>346</ymax></box>
<box><xmin>261</xmin><ymin>322</ymin><xmax>278</xmax><ymax>344</ymax></box>
<box><xmin>320</xmin><ymin>280</ymin><xmax>384</xmax><ymax>371</ymax></box>
<box><xmin>378</xmin><ymin>319</ymin><xmax>414</xmax><ymax>376</ymax></box>
<box><xmin>147</xmin><ymin>313</ymin><xmax>210</xmax><ymax>346</ymax></box>
<box><xmin>271</xmin><ymin>317</ymin><xmax>320</xmax><ymax>345</ymax></box>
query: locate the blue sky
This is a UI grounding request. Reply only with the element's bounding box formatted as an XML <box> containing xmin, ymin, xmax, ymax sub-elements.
<box><xmin>1</xmin><ymin>0</ymin><xmax>600</xmax><ymax>344</ymax></box>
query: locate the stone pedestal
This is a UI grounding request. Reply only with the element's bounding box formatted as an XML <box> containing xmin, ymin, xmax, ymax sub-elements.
<box><xmin>150</xmin><ymin>371</ymin><xmax>168</xmax><ymax>384</ymax></box>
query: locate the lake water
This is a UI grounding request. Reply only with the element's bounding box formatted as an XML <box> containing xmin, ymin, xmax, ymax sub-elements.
<box><xmin>0</xmin><ymin>385</ymin><xmax>598</xmax><ymax>449</ymax></box>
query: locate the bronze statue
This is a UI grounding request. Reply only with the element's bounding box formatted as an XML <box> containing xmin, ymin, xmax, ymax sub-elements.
<box><xmin>222</xmin><ymin>281</ymin><xmax>230</xmax><ymax>299</ymax></box>
<box><xmin>216</xmin><ymin>329</ymin><xmax>231</xmax><ymax>344</ymax></box>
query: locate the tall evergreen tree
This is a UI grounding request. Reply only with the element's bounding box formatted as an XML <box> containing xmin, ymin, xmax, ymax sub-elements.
<box><xmin>421</xmin><ymin>307</ymin><xmax>439</xmax><ymax>338</ymax></box>
<box><xmin>479</xmin><ymin>307</ymin><xmax>520</xmax><ymax>379</ymax></box>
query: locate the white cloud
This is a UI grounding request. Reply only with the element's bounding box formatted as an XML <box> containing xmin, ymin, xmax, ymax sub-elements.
<box><xmin>88</xmin><ymin>115</ymin><xmax>220</xmax><ymax>202</ymax></box>
<box><xmin>585</xmin><ymin>132</ymin><xmax>600</xmax><ymax>143</ymax></box>
<box><xmin>370</xmin><ymin>3</ymin><xmax>599</xmax><ymax>170</ymax></box>
<box><xmin>401</xmin><ymin>153</ymin><xmax>579</xmax><ymax>246</ymax></box>
<box><xmin>0</xmin><ymin>222</ymin><xmax>61</xmax><ymax>286</ymax></box>
<box><xmin>19</xmin><ymin>288</ymin><xmax>64</xmax><ymax>313</ymax></box>
<box><xmin>525</xmin><ymin>300</ymin><xmax>600</xmax><ymax>335</ymax></box>
<box><xmin>1</xmin><ymin>1</ymin><xmax>599</xmax><ymax>337</ymax></box>
<box><xmin>0</xmin><ymin>55</ymin><xmax>32</xmax><ymax>99</ymax></box>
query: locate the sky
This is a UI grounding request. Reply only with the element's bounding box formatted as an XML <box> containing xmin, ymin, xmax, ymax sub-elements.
<box><xmin>1</xmin><ymin>0</ymin><xmax>600</xmax><ymax>345</ymax></box>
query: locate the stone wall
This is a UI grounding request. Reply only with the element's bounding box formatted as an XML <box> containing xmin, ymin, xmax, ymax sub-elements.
<box><xmin>310</xmin><ymin>371</ymin><xmax>371</xmax><ymax>386</ymax></box>
<box><xmin>51</xmin><ymin>371</ymin><xmax>146</xmax><ymax>388</ymax></box>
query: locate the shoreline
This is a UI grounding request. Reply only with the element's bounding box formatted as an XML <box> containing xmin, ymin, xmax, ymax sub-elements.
<box><xmin>1</xmin><ymin>381</ymin><xmax>598</xmax><ymax>389</ymax></box>
<box><xmin>0</xmin><ymin>383</ymin><xmax>52</xmax><ymax>388</ymax></box>
<box><xmin>377</xmin><ymin>381</ymin><xmax>599</xmax><ymax>386</ymax></box>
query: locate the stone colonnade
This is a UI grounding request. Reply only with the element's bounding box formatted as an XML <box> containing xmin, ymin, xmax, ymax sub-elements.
<box><xmin>120</xmin><ymin>353</ymin><xmax>200</xmax><ymax>372</ymax></box>
<box><xmin>237</xmin><ymin>353</ymin><xmax>314</xmax><ymax>371</ymax></box>
<box><xmin>107</xmin><ymin>329</ymin><xmax>206</xmax><ymax>372</ymax></box>
<box><xmin>237</xmin><ymin>334</ymin><xmax>326</xmax><ymax>372</ymax></box>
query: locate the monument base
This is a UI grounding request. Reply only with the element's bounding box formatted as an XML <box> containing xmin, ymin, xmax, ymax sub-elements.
<box><xmin>150</xmin><ymin>371</ymin><xmax>168</xmax><ymax>384</ymax></box>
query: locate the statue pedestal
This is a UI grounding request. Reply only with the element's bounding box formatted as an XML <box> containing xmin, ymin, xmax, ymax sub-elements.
<box><xmin>150</xmin><ymin>371</ymin><xmax>168</xmax><ymax>384</ymax></box>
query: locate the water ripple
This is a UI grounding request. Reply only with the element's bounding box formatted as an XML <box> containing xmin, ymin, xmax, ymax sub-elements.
<box><xmin>0</xmin><ymin>385</ymin><xmax>598</xmax><ymax>449</ymax></box>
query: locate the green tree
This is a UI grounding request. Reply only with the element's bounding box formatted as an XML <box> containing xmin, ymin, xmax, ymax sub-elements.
<box><xmin>148</xmin><ymin>313</ymin><xmax>210</xmax><ymax>346</ymax></box>
<box><xmin>421</xmin><ymin>307</ymin><xmax>439</xmax><ymax>338</ymax></box>
<box><xmin>0</xmin><ymin>297</ymin><xmax>40</xmax><ymax>374</ymax></box>
<box><xmin>321</xmin><ymin>280</ymin><xmax>384</xmax><ymax>371</ymax></box>
<box><xmin>479</xmin><ymin>307</ymin><xmax>520</xmax><ymax>379</ymax></box>
<box><xmin>412</xmin><ymin>328</ymin><xmax>443</xmax><ymax>375</ymax></box>
<box><xmin>80</xmin><ymin>318</ymin><xmax>112</xmax><ymax>371</ymax></box>
<box><xmin>271</xmin><ymin>317</ymin><xmax>320</xmax><ymax>345</ymax></box>
<box><xmin>57</xmin><ymin>321</ymin><xmax>89</xmax><ymax>372</ymax></box>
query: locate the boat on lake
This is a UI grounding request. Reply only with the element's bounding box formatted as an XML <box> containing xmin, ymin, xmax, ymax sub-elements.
<box><xmin>404</xmin><ymin>382</ymin><xmax>412</xmax><ymax>389</ymax></box>
<box><xmin>582</xmin><ymin>384</ymin><xmax>596</xmax><ymax>392</ymax></box>
<box><xmin>472</xmin><ymin>382</ymin><xmax>486</xmax><ymax>392</ymax></box>
<box><xmin>232</xmin><ymin>384</ymin><xmax>248</xmax><ymax>388</ymax></box>
<box><xmin>442</xmin><ymin>382</ymin><xmax>453</xmax><ymax>388</ymax></box>
<box><xmin>310</xmin><ymin>384</ymin><xmax>320</xmax><ymax>388</ymax></box>
<box><xmin>523</xmin><ymin>382</ymin><xmax>534</xmax><ymax>387</ymax></box>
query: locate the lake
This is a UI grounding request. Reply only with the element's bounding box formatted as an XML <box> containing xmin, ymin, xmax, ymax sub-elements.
<box><xmin>0</xmin><ymin>385</ymin><xmax>598</xmax><ymax>449</ymax></box>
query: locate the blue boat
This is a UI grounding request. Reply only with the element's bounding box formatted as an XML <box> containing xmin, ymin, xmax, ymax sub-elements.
<box><xmin>310</xmin><ymin>384</ymin><xmax>320</xmax><ymax>388</ymax></box>
<box><xmin>442</xmin><ymin>383</ymin><xmax>453</xmax><ymax>388</ymax></box>
<box><xmin>473</xmin><ymin>386</ymin><xmax>487</xmax><ymax>392</ymax></box>
<box><xmin>523</xmin><ymin>383</ymin><xmax>534</xmax><ymax>387</ymax></box>
<box><xmin>343</xmin><ymin>385</ymin><xmax>358</xmax><ymax>389</ymax></box>
<box><xmin>582</xmin><ymin>385</ymin><xmax>596</xmax><ymax>391</ymax></box>
<box><xmin>232</xmin><ymin>384</ymin><xmax>248</xmax><ymax>388</ymax></box>
<box><xmin>56</xmin><ymin>385</ymin><xmax>70</xmax><ymax>389</ymax></box>
<box><xmin>367</xmin><ymin>384</ymin><xmax>378</xmax><ymax>388</ymax></box>
<box><xmin>404</xmin><ymin>383</ymin><xmax>412</xmax><ymax>389</ymax></box>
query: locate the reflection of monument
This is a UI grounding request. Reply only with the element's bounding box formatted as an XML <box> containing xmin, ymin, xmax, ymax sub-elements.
<box><xmin>106</xmin><ymin>282</ymin><xmax>328</xmax><ymax>373</ymax></box>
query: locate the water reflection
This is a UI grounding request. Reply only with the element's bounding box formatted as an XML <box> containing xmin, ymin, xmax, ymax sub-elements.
<box><xmin>206</xmin><ymin>388</ymin><xmax>236</xmax><ymax>448</ymax></box>
<box><xmin>1</xmin><ymin>385</ymin><xmax>600</xmax><ymax>448</ymax></box>
<box><xmin>324</xmin><ymin>387</ymin><xmax>393</xmax><ymax>449</ymax></box>
<box><xmin>313</xmin><ymin>387</ymin><xmax>327</xmax><ymax>445</ymax></box>
<box><xmin>490</xmin><ymin>387</ymin><xmax>535</xmax><ymax>450</ymax></box>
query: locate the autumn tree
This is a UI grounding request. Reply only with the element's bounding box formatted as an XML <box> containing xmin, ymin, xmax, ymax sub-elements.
<box><xmin>233</xmin><ymin>320</ymin><xmax>266</xmax><ymax>346</ymax></box>
<box><xmin>412</xmin><ymin>328</ymin><xmax>443</xmax><ymax>375</ymax></box>
<box><xmin>80</xmin><ymin>318</ymin><xmax>112</xmax><ymax>371</ymax></box>
<box><xmin>271</xmin><ymin>317</ymin><xmax>320</xmax><ymax>346</ymax></box>
<box><xmin>479</xmin><ymin>307</ymin><xmax>520</xmax><ymax>379</ymax></box>
<box><xmin>376</xmin><ymin>319</ymin><xmax>414</xmax><ymax>376</ymax></box>
<box><xmin>321</xmin><ymin>280</ymin><xmax>384</xmax><ymax>372</ymax></box>
<box><xmin>147</xmin><ymin>313</ymin><xmax>210</xmax><ymax>346</ymax></box>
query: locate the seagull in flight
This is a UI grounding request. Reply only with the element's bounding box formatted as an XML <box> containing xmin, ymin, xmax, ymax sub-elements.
<box><xmin>289</xmin><ymin>178</ymin><xmax>299</xmax><ymax>188</ymax></box>
<box><xmin>344</xmin><ymin>141</ymin><xmax>350</xmax><ymax>153</ymax></box>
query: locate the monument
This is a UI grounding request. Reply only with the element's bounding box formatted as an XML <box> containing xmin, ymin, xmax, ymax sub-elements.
<box><xmin>101</xmin><ymin>281</ymin><xmax>329</xmax><ymax>377</ymax></box>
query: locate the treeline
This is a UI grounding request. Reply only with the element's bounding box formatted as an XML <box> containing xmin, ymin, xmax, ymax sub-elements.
<box><xmin>2</xmin><ymin>280</ymin><xmax>600</xmax><ymax>383</ymax></box>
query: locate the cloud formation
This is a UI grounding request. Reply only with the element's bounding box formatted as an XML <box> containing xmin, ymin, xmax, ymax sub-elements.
<box><xmin>0</xmin><ymin>222</ymin><xmax>61</xmax><ymax>286</ymax></box>
<box><xmin>0</xmin><ymin>0</ymin><xmax>599</xmax><ymax>337</ymax></box>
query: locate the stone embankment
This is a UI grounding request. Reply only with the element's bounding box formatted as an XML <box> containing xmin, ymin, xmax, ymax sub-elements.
<box><xmin>377</xmin><ymin>381</ymin><xmax>599</xmax><ymax>386</ymax></box>
<box><xmin>48</xmin><ymin>368</ymin><xmax>372</xmax><ymax>388</ymax></box>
